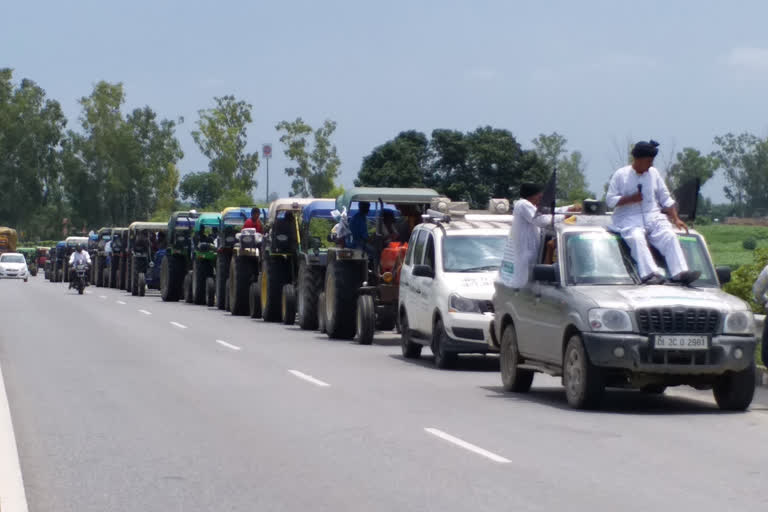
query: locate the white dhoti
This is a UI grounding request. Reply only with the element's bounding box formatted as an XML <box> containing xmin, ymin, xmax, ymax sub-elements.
<box><xmin>614</xmin><ymin>216</ymin><xmax>688</xmax><ymax>279</ymax></box>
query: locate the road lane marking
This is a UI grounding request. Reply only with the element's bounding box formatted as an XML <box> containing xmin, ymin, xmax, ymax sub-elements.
<box><xmin>85</xmin><ymin>290</ymin><xmax>92</xmax><ymax>294</ymax></box>
<box><xmin>0</xmin><ymin>362</ymin><xmax>30</xmax><ymax>512</ymax></box>
<box><xmin>424</xmin><ymin>428</ymin><xmax>510</xmax><ymax>464</ymax></box>
<box><xmin>99</xmin><ymin>295</ymin><xmax>107</xmax><ymax>299</ymax></box>
<box><xmin>116</xmin><ymin>300</ymin><xmax>126</xmax><ymax>305</ymax></box>
<box><xmin>138</xmin><ymin>309</ymin><xmax>152</xmax><ymax>315</ymax></box>
<box><xmin>215</xmin><ymin>340</ymin><xmax>241</xmax><ymax>351</ymax></box>
<box><xmin>170</xmin><ymin>321</ymin><xmax>187</xmax><ymax>329</ymax></box>
<box><xmin>288</xmin><ymin>370</ymin><xmax>330</xmax><ymax>387</ymax></box>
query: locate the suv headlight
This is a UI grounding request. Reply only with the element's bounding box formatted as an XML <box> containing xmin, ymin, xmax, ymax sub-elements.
<box><xmin>449</xmin><ymin>294</ymin><xmax>482</xmax><ymax>313</ymax></box>
<box><xmin>724</xmin><ymin>311</ymin><xmax>755</xmax><ymax>335</ymax></box>
<box><xmin>588</xmin><ymin>308</ymin><xmax>633</xmax><ymax>332</ymax></box>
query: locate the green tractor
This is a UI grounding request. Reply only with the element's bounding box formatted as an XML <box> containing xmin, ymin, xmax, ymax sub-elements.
<box><xmin>160</xmin><ymin>211</ymin><xmax>199</xmax><ymax>302</ymax></box>
<box><xmin>189</xmin><ymin>213</ymin><xmax>221</xmax><ymax>306</ymax></box>
<box><xmin>321</xmin><ymin>188</ymin><xmax>440</xmax><ymax>344</ymax></box>
<box><xmin>126</xmin><ymin>222</ymin><xmax>167</xmax><ymax>296</ymax></box>
<box><xmin>250</xmin><ymin>199</ymin><xmax>316</xmax><ymax>322</ymax></box>
<box><xmin>93</xmin><ymin>227</ymin><xmax>112</xmax><ymax>287</ymax></box>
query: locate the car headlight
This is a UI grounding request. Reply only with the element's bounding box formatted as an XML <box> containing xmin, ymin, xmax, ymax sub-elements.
<box><xmin>588</xmin><ymin>308</ymin><xmax>633</xmax><ymax>332</ymax></box>
<box><xmin>724</xmin><ymin>311</ymin><xmax>755</xmax><ymax>335</ymax></box>
<box><xmin>449</xmin><ymin>294</ymin><xmax>482</xmax><ymax>313</ymax></box>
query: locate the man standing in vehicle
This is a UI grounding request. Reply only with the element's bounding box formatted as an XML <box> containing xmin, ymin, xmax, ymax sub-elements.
<box><xmin>606</xmin><ymin>140</ymin><xmax>699</xmax><ymax>285</ymax></box>
<box><xmin>499</xmin><ymin>183</ymin><xmax>578</xmax><ymax>289</ymax></box>
<box><xmin>243</xmin><ymin>208</ymin><xmax>263</xmax><ymax>233</ymax></box>
<box><xmin>68</xmin><ymin>244</ymin><xmax>92</xmax><ymax>288</ymax></box>
<box><xmin>349</xmin><ymin>201</ymin><xmax>370</xmax><ymax>250</ymax></box>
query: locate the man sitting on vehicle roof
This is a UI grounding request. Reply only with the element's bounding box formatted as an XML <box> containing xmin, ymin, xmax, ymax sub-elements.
<box><xmin>243</xmin><ymin>207</ymin><xmax>263</xmax><ymax>233</ymax></box>
<box><xmin>606</xmin><ymin>140</ymin><xmax>699</xmax><ymax>285</ymax></box>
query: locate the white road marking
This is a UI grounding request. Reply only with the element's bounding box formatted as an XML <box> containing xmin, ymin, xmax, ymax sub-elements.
<box><xmin>288</xmin><ymin>370</ymin><xmax>330</xmax><ymax>387</ymax></box>
<box><xmin>215</xmin><ymin>340</ymin><xmax>241</xmax><ymax>351</ymax></box>
<box><xmin>138</xmin><ymin>309</ymin><xmax>152</xmax><ymax>315</ymax></box>
<box><xmin>116</xmin><ymin>300</ymin><xmax>126</xmax><ymax>305</ymax></box>
<box><xmin>99</xmin><ymin>295</ymin><xmax>107</xmax><ymax>299</ymax></box>
<box><xmin>0</xmin><ymin>362</ymin><xmax>30</xmax><ymax>512</ymax></box>
<box><xmin>170</xmin><ymin>321</ymin><xmax>187</xmax><ymax>329</ymax></box>
<box><xmin>424</xmin><ymin>428</ymin><xmax>511</xmax><ymax>464</ymax></box>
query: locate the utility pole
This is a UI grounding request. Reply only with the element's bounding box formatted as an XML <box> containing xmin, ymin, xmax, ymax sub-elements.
<box><xmin>262</xmin><ymin>143</ymin><xmax>272</xmax><ymax>203</ymax></box>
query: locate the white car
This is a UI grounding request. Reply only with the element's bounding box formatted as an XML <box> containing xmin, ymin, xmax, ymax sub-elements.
<box><xmin>0</xmin><ymin>253</ymin><xmax>29</xmax><ymax>282</ymax></box>
<box><xmin>398</xmin><ymin>209</ymin><xmax>512</xmax><ymax>368</ymax></box>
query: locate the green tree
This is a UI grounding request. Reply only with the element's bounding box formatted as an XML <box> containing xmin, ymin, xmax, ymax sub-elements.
<box><xmin>428</xmin><ymin>127</ymin><xmax>547</xmax><ymax>208</ymax></box>
<box><xmin>179</xmin><ymin>171</ymin><xmax>224</xmax><ymax>209</ymax></box>
<box><xmin>0</xmin><ymin>69</ymin><xmax>67</xmax><ymax>234</ymax></box>
<box><xmin>713</xmin><ymin>132</ymin><xmax>768</xmax><ymax>217</ymax></box>
<box><xmin>192</xmin><ymin>95</ymin><xmax>259</xmax><ymax>200</ymax></box>
<box><xmin>667</xmin><ymin>147</ymin><xmax>718</xmax><ymax>190</ymax></box>
<box><xmin>531</xmin><ymin>132</ymin><xmax>590</xmax><ymax>202</ymax></box>
<box><xmin>356</xmin><ymin>131</ymin><xmax>429</xmax><ymax>188</ymax></box>
<box><xmin>276</xmin><ymin>118</ymin><xmax>341</xmax><ymax>197</ymax></box>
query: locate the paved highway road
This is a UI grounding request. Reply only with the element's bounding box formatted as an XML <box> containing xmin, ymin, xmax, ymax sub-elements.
<box><xmin>2</xmin><ymin>277</ymin><xmax>768</xmax><ymax>511</ymax></box>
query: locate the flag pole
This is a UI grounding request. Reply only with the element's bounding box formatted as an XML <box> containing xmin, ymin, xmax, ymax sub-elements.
<box><xmin>550</xmin><ymin>166</ymin><xmax>557</xmax><ymax>231</ymax></box>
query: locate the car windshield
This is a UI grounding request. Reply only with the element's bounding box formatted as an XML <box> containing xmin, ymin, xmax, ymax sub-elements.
<box><xmin>442</xmin><ymin>235</ymin><xmax>506</xmax><ymax>272</ymax></box>
<box><xmin>564</xmin><ymin>231</ymin><xmax>719</xmax><ymax>286</ymax></box>
<box><xmin>565</xmin><ymin>232</ymin><xmax>636</xmax><ymax>285</ymax></box>
<box><xmin>0</xmin><ymin>254</ymin><xmax>25</xmax><ymax>264</ymax></box>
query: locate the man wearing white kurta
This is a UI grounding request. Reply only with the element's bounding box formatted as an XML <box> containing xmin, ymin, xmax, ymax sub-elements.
<box><xmin>499</xmin><ymin>183</ymin><xmax>577</xmax><ymax>289</ymax></box>
<box><xmin>606</xmin><ymin>140</ymin><xmax>699</xmax><ymax>285</ymax></box>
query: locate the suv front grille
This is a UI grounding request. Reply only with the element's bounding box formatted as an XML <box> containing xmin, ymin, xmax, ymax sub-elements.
<box><xmin>636</xmin><ymin>308</ymin><xmax>719</xmax><ymax>334</ymax></box>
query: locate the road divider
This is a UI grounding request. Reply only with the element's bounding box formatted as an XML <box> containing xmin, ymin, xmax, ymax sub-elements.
<box><xmin>424</xmin><ymin>427</ymin><xmax>510</xmax><ymax>463</ymax></box>
<box><xmin>288</xmin><ymin>370</ymin><xmax>330</xmax><ymax>387</ymax></box>
<box><xmin>215</xmin><ymin>340</ymin><xmax>241</xmax><ymax>351</ymax></box>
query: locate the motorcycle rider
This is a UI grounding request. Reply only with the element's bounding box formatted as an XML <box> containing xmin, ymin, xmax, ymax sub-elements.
<box><xmin>68</xmin><ymin>244</ymin><xmax>92</xmax><ymax>288</ymax></box>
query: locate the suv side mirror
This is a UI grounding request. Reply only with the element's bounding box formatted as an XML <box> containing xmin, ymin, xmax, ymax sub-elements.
<box><xmin>716</xmin><ymin>266</ymin><xmax>731</xmax><ymax>285</ymax></box>
<box><xmin>412</xmin><ymin>264</ymin><xmax>434</xmax><ymax>279</ymax></box>
<box><xmin>533</xmin><ymin>264</ymin><xmax>558</xmax><ymax>284</ymax></box>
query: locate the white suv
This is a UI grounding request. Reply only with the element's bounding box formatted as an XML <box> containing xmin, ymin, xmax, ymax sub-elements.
<box><xmin>0</xmin><ymin>252</ymin><xmax>29</xmax><ymax>282</ymax></box>
<box><xmin>398</xmin><ymin>210</ymin><xmax>512</xmax><ymax>368</ymax></box>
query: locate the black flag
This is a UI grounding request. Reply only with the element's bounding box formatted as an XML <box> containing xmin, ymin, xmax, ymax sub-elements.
<box><xmin>673</xmin><ymin>178</ymin><xmax>701</xmax><ymax>222</ymax></box>
<box><xmin>536</xmin><ymin>168</ymin><xmax>557</xmax><ymax>215</ymax></box>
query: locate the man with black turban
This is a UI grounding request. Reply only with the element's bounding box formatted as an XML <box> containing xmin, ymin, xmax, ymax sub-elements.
<box><xmin>499</xmin><ymin>182</ymin><xmax>579</xmax><ymax>288</ymax></box>
<box><xmin>606</xmin><ymin>140</ymin><xmax>699</xmax><ymax>285</ymax></box>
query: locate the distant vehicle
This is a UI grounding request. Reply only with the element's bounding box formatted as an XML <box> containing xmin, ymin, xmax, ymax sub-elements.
<box><xmin>0</xmin><ymin>227</ymin><xmax>18</xmax><ymax>255</ymax></box>
<box><xmin>399</xmin><ymin>200</ymin><xmax>513</xmax><ymax>368</ymax></box>
<box><xmin>72</xmin><ymin>262</ymin><xmax>88</xmax><ymax>294</ymax></box>
<box><xmin>491</xmin><ymin>204</ymin><xmax>757</xmax><ymax>411</ymax></box>
<box><xmin>0</xmin><ymin>252</ymin><xmax>29</xmax><ymax>282</ymax></box>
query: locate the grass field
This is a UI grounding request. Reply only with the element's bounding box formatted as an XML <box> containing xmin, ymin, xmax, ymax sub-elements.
<box><xmin>695</xmin><ymin>225</ymin><xmax>768</xmax><ymax>269</ymax></box>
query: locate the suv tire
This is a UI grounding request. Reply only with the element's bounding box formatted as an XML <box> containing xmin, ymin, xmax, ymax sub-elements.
<box><xmin>432</xmin><ymin>319</ymin><xmax>458</xmax><ymax>369</ymax></box>
<box><xmin>356</xmin><ymin>295</ymin><xmax>375</xmax><ymax>345</ymax></box>
<box><xmin>500</xmin><ymin>325</ymin><xmax>534</xmax><ymax>392</ymax></box>
<box><xmin>713</xmin><ymin>362</ymin><xmax>755</xmax><ymax>411</ymax></box>
<box><xmin>563</xmin><ymin>334</ymin><xmax>604</xmax><ymax>409</ymax></box>
<box><xmin>400</xmin><ymin>310</ymin><xmax>422</xmax><ymax>359</ymax></box>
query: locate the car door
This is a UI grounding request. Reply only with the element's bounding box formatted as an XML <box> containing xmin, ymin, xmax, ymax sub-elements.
<box><xmin>399</xmin><ymin>229</ymin><xmax>420</xmax><ymax>330</ymax></box>
<box><xmin>529</xmin><ymin>234</ymin><xmax>569</xmax><ymax>364</ymax></box>
<box><xmin>406</xmin><ymin>230</ymin><xmax>429</xmax><ymax>335</ymax></box>
<box><xmin>417</xmin><ymin>232</ymin><xmax>438</xmax><ymax>338</ymax></box>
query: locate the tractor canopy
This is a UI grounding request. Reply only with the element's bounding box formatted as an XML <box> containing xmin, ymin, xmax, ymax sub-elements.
<box><xmin>335</xmin><ymin>187</ymin><xmax>440</xmax><ymax>212</ymax></box>
<box><xmin>194</xmin><ymin>213</ymin><xmax>222</xmax><ymax>233</ymax></box>
<box><xmin>168</xmin><ymin>211</ymin><xmax>200</xmax><ymax>232</ymax></box>
<box><xmin>267</xmin><ymin>198</ymin><xmax>317</xmax><ymax>224</ymax></box>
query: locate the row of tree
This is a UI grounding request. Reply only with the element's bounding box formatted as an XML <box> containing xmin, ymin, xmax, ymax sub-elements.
<box><xmin>2</xmin><ymin>68</ymin><xmax>766</xmax><ymax>239</ymax></box>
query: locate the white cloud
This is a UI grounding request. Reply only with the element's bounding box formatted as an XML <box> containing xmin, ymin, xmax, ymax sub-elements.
<box><xmin>726</xmin><ymin>47</ymin><xmax>768</xmax><ymax>73</ymax></box>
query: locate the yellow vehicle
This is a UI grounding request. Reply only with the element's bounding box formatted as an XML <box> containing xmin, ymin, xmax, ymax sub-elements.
<box><xmin>0</xmin><ymin>227</ymin><xmax>18</xmax><ymax>255</ymax></box>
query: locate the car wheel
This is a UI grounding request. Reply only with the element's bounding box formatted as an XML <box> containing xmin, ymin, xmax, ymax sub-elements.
<box><xmin>432</xmin><ymin>319</ymin><xmax>458</xmax><ymax>369</ymax></box>
<box><xmin>563</xmin><ymin>334</ymin><xmax>604</xmax><ymax>409</ymax></box>
<box><xmin>400</xmin><ymin>310</ymin><xmax>422</xmax><ymax>359</ymax></box>
<box><xmin>713</xmin><ymin>362</ymin><xmax>755</xmax><ymax>411</ymax></box>
<box><xmin>500</xmin><ymin>324</ymin><xmax>534</xmax><ymax>392</ymax></box>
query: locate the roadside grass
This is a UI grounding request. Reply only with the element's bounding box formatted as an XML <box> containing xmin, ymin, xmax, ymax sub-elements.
<box><xmin>696</xmin><ymin>225</ymin><xmax>768</xmax><ymax>269</ymax></box>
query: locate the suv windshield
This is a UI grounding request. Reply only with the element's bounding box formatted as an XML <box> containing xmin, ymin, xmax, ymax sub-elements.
<box><xmin>443</xmin><ymin>235</ymin><xmax>506</xmax><ymax>272</ymax></box>
<box><xmin>564</xmin><ymin>231</ymin><xmax>719</xmax><ymax>287</ymax></box>
<box><xmin>1</xmin><ymin>254</ymin><xmax>25</xmax><ymax>264</ymax></box>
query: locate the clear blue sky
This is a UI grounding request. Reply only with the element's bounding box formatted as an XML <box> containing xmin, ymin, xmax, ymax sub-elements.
<box><xmin>4</xmin><ymin>0</ymin><xmax>768</xmax><ymax>203</ymax></box>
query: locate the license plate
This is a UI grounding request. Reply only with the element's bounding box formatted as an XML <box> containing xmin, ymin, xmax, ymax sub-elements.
<box><xmin>654</xmin><ymin>334</ymin><xmax>709</xmax><ymax>350</ymax></box>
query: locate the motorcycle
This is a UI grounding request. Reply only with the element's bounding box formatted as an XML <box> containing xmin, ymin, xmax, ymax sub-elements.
<box><xmin>73</xmin><ymin>263</ymin><xmax>89</xmax><ymax>295</ymax></box>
